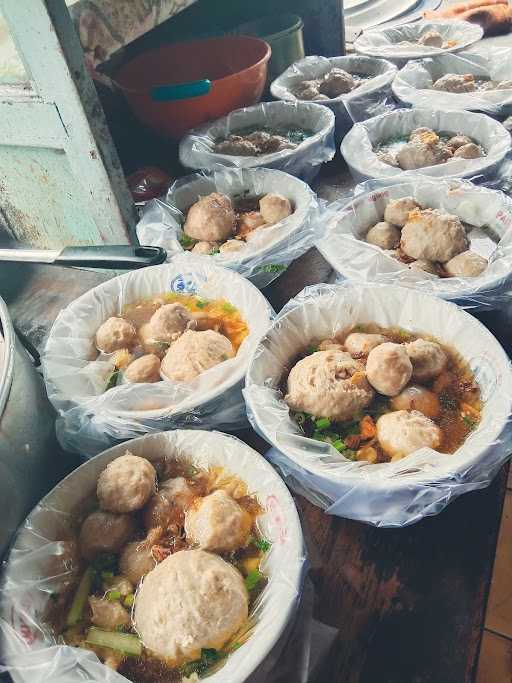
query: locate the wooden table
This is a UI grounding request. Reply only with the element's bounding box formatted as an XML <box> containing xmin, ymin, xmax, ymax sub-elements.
<box><xmin>1</xmin><ymin>159</ymin><xmax>510</xmax><ymax>683</ymax></box>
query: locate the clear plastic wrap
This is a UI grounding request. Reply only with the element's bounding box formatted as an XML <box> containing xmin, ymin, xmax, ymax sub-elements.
<box><xmin>179</xmin><ymin>101</ymin><xmax>336</xmax><ymax>183</ymax></box>
<box><xmin>0</xmin><ymin>430</ymin><xmax>306</xmax><ymax>683</ymax></box>
<box><xmin>354</xmin><ymin>20</ymin><xmax>483</xmax><ymax>64</ymax></box>
<box><xmin>41</xmin><ymin>258</ymin><xmax>274</xmax><ymax>456</ymax></box>
<box><xmin>270</xmin><ymin>55</ymin><xmax>397</xmax><ymax>138</ymax></box>
<box><xmin>316</xmin><ymin>176</ymin><xmax>512</xmax><ymax>310</ymax></box>
<box><xmin>340</xmin><ymin>107</ymin><xmax>511</xmax><ymax>182</ymax></box>
<box><xmin>392</xmin><ymin>50</ymin><xmax>512</xmax><ymax>116</ymax></box>
<box><xmin>244</xmin><ymin>283</ymin><xmax>512</xmax><ymax>527</ymax></box>
<box><xmin>136</xmin><ymin>168</ymin><xmax>321</xmax><ymax>289</ymax></box>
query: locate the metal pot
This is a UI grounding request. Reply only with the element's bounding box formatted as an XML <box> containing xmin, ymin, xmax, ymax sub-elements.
<box><xmin>0</xmin><ymin>295</ymin><xmax>69</xmax><ymax>558</ymax></box>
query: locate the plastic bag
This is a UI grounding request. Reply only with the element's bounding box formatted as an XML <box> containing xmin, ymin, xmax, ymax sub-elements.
<box><xmin>354</xmin><ymin>20</ymin><xmax>483</xmax><ymax>64</ymax></box>
<box><xmin>341</xmin><ymin>107</ymin><xmax>511</xmax><ymax>182</ymax></box>
<box><xmin>0</xmin><ymin>430</ymin><xmax>306</xmax><ymax>683</ymax></box>
<box><xmin>41</xmin><ymin>258</ymin><xmax>274</xmax><ymax>457</ymax></box>
<box><xmin>244</xmin><ymin>283</ymin><xmax>512</xmax><ymax>527</ymax></box>
<box><xmin>179</xmin><ymin>101</ymin><xmax>336</xmax><ymax>183</ymax></box>
<box><xmin>136</xmin><ymin>167</ymin><xmax>321</xmax><ymax>289</ymax></box>
<box><xmin>392</xmin><ymin>50</ymin><xmax>512</xmax><ymax>116</ymax></box>
<box><xmin>316</xmin><ymin>176</ymin><xmax>512</xmax><ymax>310</ymax></box>
<box><xmin>270</xmin><ymin>55</ymin><xmax>397</xmax><ymax>138</ymax></box>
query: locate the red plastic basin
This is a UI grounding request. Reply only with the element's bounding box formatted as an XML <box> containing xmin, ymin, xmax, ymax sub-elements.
<box><xmin>115</xmin><ymin>35</ymin><xmax>271</xmax><ymax>140</ymax></box>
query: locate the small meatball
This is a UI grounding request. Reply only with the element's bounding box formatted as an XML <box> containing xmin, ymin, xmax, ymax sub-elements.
<box><xmin>497</xmin><ymin>80</ymin><xmax>512</xmax><ymax>89</ymax></box>
<box><xmin>245</xmin><ymin>131</ymin><xmax>272</xmax><ymax>148</ymax></box>
<box><xmin>378</xmin><ymin>150</ymin><xmax>400</xmax><ymax>167</ymax></box>
<box><xmin>89</xmin><ymin>597</ymin><xmax>130</xmax><ymax>630</ymax></box>
<box><xmin>184</xmin><ymin>193</ymin><xmax>235</xmax><ymax>242</ymax></box>
<box><xmin>318</xmin><ymin>338</ymin><xmax>344</xmax><ymax>351</ymax></box>
<box><xmin>97</xmin><ymin>452</ymin><xmax>157</xmax><ymax>514</ymax></box>
<box><xmin>345</xmin><ymin>332</ymin><xmax>388</xmax><ymax>356</ymax></box>
<box><xmin>397</xmin><ymin>139</ymin><xmax>452</xmax><ymax>170</ymax></box>
<box><xmin>314</xmin><ymin>93</ymin><xmax>330</xmax><ymax>101</ymax></box>
<box><xmin>409</xmin><ymin>127</ymin><xmax>434</xmax><ymax>141</ymax></box>
<box><xmin>401</xmin><ymin>209</ymin><xmax>468</xmax><ymax>263</ymax></box>
<box><xmin>454</xmin><ymin>143</ymin><xmax>483</xmax><ymax>159</ymax></box>
<box><xmin>259</xmin><ymin>193</ymin><xmax>292</xmax><ymax>224</ymax></box>
<box><xmin>103</xmin><ymin>575</ymin><xmax>133</xmax><ymax>597</ymax></box>
<box><xmin>119</xmin><ymin>541</ymin><xmax>156</xmax><ymax>584</ymax></box>
<box><xmin>260</xmin><ymin>135</ymin><xmax>296</xmax><ymax>154</ymax></box>
<box><xmin>433</xmin><ymin>74</ymin><xmax>476</xmax><ymax>93</ymax></box>
<box><xmin>384</xmin><ymin>197</ymin><xmax>421</xmax><ymax>227</ymax></box>
<box><xmin>237</xmin><ymin>211</ymin><xmax>266</xmax><ymax>238</ymax></box>
<box><xmin>406</xmin><ymin>338</ymin><xmax>448</xmax><ymax>381</ymax></box>
<box><xmin>295</xmin><ymin>80</ymin><xmax>321</xmax><ymax>100</ymax></box>
<box><xmin>147</xmin><ymin>303</ymin><xmax>194</xmax><ymax>343</ymax></box>
<box><xmin>408</xmin><ymin>259</ymin><xmax>439</xmax><ymax>275</ymax></box>
<box><xmin>391</xmin><ymin>385</ymin><xmax>441</xmax><ymax>419</ymax></box>
<box><xmin>219</xmin><ymin>239</ymin><xmax>246</xmax><ymax>253</ymax></box>
<box><xmin>79</xmin><ymin>511</ymin><xmax>135</xmax><ymax>561</ymax></box>
<box><xmin>366</xmin><ymin>342</ymin><xmax>413</xmax><ymax>397</ymax></box>
<box><xmin>319</xmin><ymin>67</ymin><xmax>355</xmax><ymax>97</ymax></box>
<box><xmin>214</xmin><ymin>136</ymin><xmax>259</xmax><ymax>156</ymax></box>
<box><xmin>418</xmin><ymin>30</ymin><xmax>443</xmax><ymax>47</ymax></box>
<box><xmin>134</xmin><ymin>550</ymin><xmax>248</xmax><ymax>662</ymax></box>
<box><xmin>124</xmin><ymin>354</ymin><xmax>161</xmax><ymax>384</ymax></box>
<box><xmin>185</xmin><ymin>489</ymin><xmax>252</xmax><ymax>552</ymax></box>
<box><xmin>366</xmin><ymin>221</ymin><xmax>401</xmax><ymax>249</ymax></box>
<box><xmin>161</xmin><ymin>329</ymin><xmax>234</xmax><ymax>383</ymax></box>
<box><xmin>285</xmin><ymin>350</ymin><xmax>374</xmax><ymax>421</ymax></box>
<box><xmin>144</xmin><ymin>477</ymin><xmax>196</xmax><ymax>531</ymax></box>
<box><xmin>444</xmin><ymin>250</ymin><xmax>487</xmax><ymax>277</ymax></box>
<box><xmin>191</xmin><ymin>241</ymin><xmax>219</xmax><ymax>255</ymax></box>
<box><xmin>446</xmin><ymin>135</ymin><xmax>473</xmax><ymax>151</ymax></box>
<box><xmin>96</xmin><ymin>317</ymin><xmax>137</xmax><ymax>354</ymax></box>
<box><xmin>377</xmin><ymin>410</ymin><xmax>442</xmax><ymax>460</ymax></box>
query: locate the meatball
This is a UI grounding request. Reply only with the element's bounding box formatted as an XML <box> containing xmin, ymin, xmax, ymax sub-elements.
<box><xmin>400</xmin><ymin>209</ymin><xmax>467</xmax><ymax>263</ymax></box>
<box><xmin>409</xmin><ymin>127</ymin><xmax>434</xmax><ymax>141</ymax></box>
<box><xmin>285</xmin><ymin>350</ymin><xmax>374</xmax><ymax>421</ymax></box>
<box><xmin>391</xmin><ymin>385</ymin><xmax>441</xmax><ymax>419</ymax></box>
<box><xmin>418</xmin><ymin>30</ymin><xmax>443</xmax><ymax>47</ymax></box>
<box><xmin>96</xmin><ymin>317</ymin><xmax>137</xmax><ymax>354</ymax></box>
<box><xmin>134</xmin><ymin>550</ymin><xmax>248</xmax><ymax>663</ymax></box>
<box><xmin>245</xmin><ymin>131</ymin><xmax>272</xmax><ymax>149</ymax></box>
<box><xmin>89</xmin><ymin>597</ymin><xmax>130</xmax><ymax>630</ymax></box>
<box><xmin>397</xmin><ymin>138</ymin><xmax>452</xmax><ymax>170</ymax></box>
<box><xmin>378</xmin><ymin>150</ymin><xmax>400</xmax><ymax>167</ymax></box>
<box><xmin>259</xmin><ymin>193</ymin><xmax>292</xmax><ymax>224</ymax></box>
<box><xmin>384</xmin><ymin>197</ymin><xmax>420</xmax><ymax>227</ymax></box>
<box><xmin>295</xmin><ymin>80</ymin><xmax>321</xmax><ymax>100</ymax></box>
<box><xmin>259</xmin><ymin>135</ymin><xmax>296</xmax><ymax>154</ymax></box>
<box><xmin>319</xmin><ymin>68</ymin><xmax>355</xmax><ymax>97</ymax></box>
<box><xmin>219</xmin><ymin>239</ymin><xmax>245</xmax><ymax>253</ymax></box>
<box><xmin>191</xmin><ymin>241</ymin><xmax>219</xmax><ymax>255</ymax></box>
<box><xmin>214</xmin><ymin>136</ymin><xmax>259</xmax><ymax>156</ymax></box>
<box><xmin>119</xmin><ymin>541</ymin><xmax>156</xmax><ymax>584</ymax></box>
<box><xmin>124</xmin><ymin>354</ymin><xmax>161</xmax><ymax>384</ymax></box>
<box><xmin>446</xmin><ymin>135</ymin><xmax>473</xmax><ymax>151</ymax></box>
<box><xmin>184</xmin><ymin>489</ymin><xmax>252</xmax><ymax>552</ymax></box>
<box><xmin>79</xmin><ymin>510</ymin><xmax>135</xmax><ymax>561</ymax></box>
<box><xmin>147</xmin><ymin>303</ymin><xmax>194</xmax><ymax>343</ymax></box>
<box><xmin>345</xmin><ymin>332</ymin><xmax>388</xmax><ymax>357</ymax></box>
<box><xmin>408</xmin><ymin>259</ymin><xmax>439</xmax><ymax>275</ymax></box>
<box><xmin>377</xmin><ymin>410</ymin><xmax>442</xmax><ymax>460</ymax></box>
<box><xmin>144</xmin><ymin>477</ymin><xmax>196</xmax><ymax>531</ymax></box>
<box><xmin>97</xmin><ymin>452</ymin><xmax>156</xmax><ymax>514</ymax></box>
<box><xmin>237</xmin><ymin>211</ymin><xmax>266</xmax><ymax>238</ymax></box>
<box><xmin>405</xmin><ymin>338</ymin><xmax>448</xmax><ymax>381</ymax></box>
<box><xmin>161</xmin><ymin>329</ymin><xmax>234</xmax><ymax>383</ymax></box>
<box><xmin>444</xmin><ymin>250</ymin><xmax>487</xmax><ymax>277</ymax></box>
<box><xmin>184</xmin><ymin>193</ymin><xmax>235</xmax><ymax>242</ymax></box>
<box><xmin>366</xmin><ymin>342</ymin><xmax>413</xmax><ymax>397</ymax></box>
<box><xmin>318</xmin><ymin>338</ymin><xmax>344</xmax><ymax>351</ymax></box>
<box><xmin>454</xmin><ymin>143</ymin><xmax>483</xmax><ymax>159</ymax></box>
<box><xmin>433</xmin><ymin>74</ymin><xmax>476</xmax><ymax>93</ymax></box>
<box><xmin>366</xmin><ymin>221</ymin><xmax>400</xmax><ymax>249</ymax></box>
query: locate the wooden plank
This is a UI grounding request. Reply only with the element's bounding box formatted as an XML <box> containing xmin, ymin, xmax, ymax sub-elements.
<box><xmin>476</xmin><ymin>630</ymin><xmax>512</xmax><ymax>683</ymax></box>
<box><xmin>485</xmin><ymin>490</ymin><xmax>512</xmax><ymax>639</ymax></box>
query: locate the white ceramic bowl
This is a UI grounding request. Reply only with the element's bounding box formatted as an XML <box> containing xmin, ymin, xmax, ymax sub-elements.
<box><xmin>244</xmin><ymin>284</ymin><xmax>512</xmax><ymax>527</ymax></box>
<box><xmin>179</xmin><ymin>101</ymin><xmax>335</xmax><ymax>183</ymax></box>
<box><xmin>0</xmin><ymin>430</ymin><xmax>305</xmax><ymax>683</ymax></box>
<box><xmin>42</xmin><ymin>258</ymin><xmax>273</xmax><ymax>456</ymax></box>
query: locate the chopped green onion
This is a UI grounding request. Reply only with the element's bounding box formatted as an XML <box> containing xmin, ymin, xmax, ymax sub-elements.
<box><xmin>180</xmin><ymin>648</ymin><xmax>223</xmax><ymax>676</ymax></box>
<box><xmin>209</xmin><ymin>248</ymin><xmax>220</xmax><ymax>255</ymax></box>
<box><xmin>66</xmin><ymin>567</ymin><xmax>94</xmax><ymax>626</ymax></box>
<box><xmin>105</xmin><ymin>369</ymin><xmax>120</xmax><ymax>391</ymax></box>
<box><xmin>222</xmin><ymin>302</ymin><xmax>237</xmax><ymax>314</ymax></box>
<box><xmin>252</xmin><ymin>537</ymin><xmax>271</xmax><ymax>552</ymax></box>
<box><xmin>245</xmin><ymin>570</ymin><xmax>264</xmax><ymax>591</ymax></box>
<box><xmin>195</xmin><ymin>299</ymin><xmax>206</xmax><ymax>309</ymax></box>
<box><xmin>315</xmin><ymin>417</ymin><xmax>331</xmax><ymax>431</ymax></box>
<box><xmin>179</xmin><ymin>233</ymin><xmax>197</xmax><ymax>249</ymax></box>
<box><xmin>306</xmin><ymin>345</ymin><xmax>318</xmax><ymax>355</ymax></box>
<box><xmin>106</xmin><ymin>590</ymin><xmax>121</xmax><ymax>601</ymax></box>
<box><xmin>463</xmin><ymin>415</ymin><xmax>476</xmax><ymax>429</ymax></box>
<box><xmin>332</xmin><ymin>439</ymin><xmax>346</xmax><ymax>452</ymax></box>
<box><xmin>101</xmin><ymin>570</ymin><xmax>114</xmax><ymax>579</ymax></box>
<box><xmin>255</xmin><ymin>263</ymin><xmax>288</xmax><ymax>274</ymax></box>
<box><xmin>228</xmin><ymin>641</ymin><xmax>242</xmax><ymax>652</ymax></box>
<box><xmin>123</xmin><ymin>593</ymin><xmax>135</xmax><ymax>608</ymax></box>
<box><xmin>85</xmin><ymin>627</ymin><xmax>142</xmax><ymax>657</ymax></box>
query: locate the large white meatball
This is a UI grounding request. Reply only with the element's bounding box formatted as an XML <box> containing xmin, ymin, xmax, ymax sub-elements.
<box><xmin>97</xmin><ymin>452</ymin><xmax>156</xmax><ymax>514</ymax></box>
<box><xmin>79</xmin><ymin>511</ymin><xmax>135</xmax><ymax>561</ymax></box>
<box><xmin>96</xmin><ymin>317</ymin><xmax>137</xmax><ymax>354</ymax></box>
<box><xmin>295</xmin><ymin>80</ymin><xmax>321</xmax><ymax>100</ymax></box>
<box><xmin>124</xmin><ymin>354</ymin><xmax>161</xmax><ymax>383</ymax></box>
<box><xmin>366</xmin><ymin>342</ymin><xmax>413</xmax><ymax>397</ymax></box>
<box><xmin>444</xmin><ymin>250</ymin><xmax>487</xmax><ymax>277</ymax></box>
<box><xmin>418</xmin><ymin>30</ymin><xmax>443</xmax><ymax>47</ymax></box>
<box><xmin>406</xmin><ymin>338</ymin><xmax>448</xmax><ymax>381</ymax></box>
<box><xmin>391</xmin><ymin>385</ymin><xmax>441</xmax><ymax>419</ymax></box>
<box><xmin>454</xmin><ymin>143</ymin><xmax>483</xmax><ymax>159</ymax></box>
<box><xmin>161</xmin><ymin>329</ymin><xmax>234</xmax><ymax>383</ymax></box>
<box><xmin>397</xmin><ymin>138</ymin><xmax>452</xmax><ymax>170</ymax></box>
<box><xmin>384</xmin><ymin>197</ymin><xmax>420</xmax><ymax>227</ymax></box>
<box><xmin>144</xmin><ymin>477</ymin><xmax>196</xmax><ymax>531</ymax></box>
<box><xmin>409</xmin><ymin>259</ymin><xmax>438</xmax><ymax>275</ymax></box>
<box><xmin>119</xmin><ymin>541</ymin><xmax>156</xmax><ymax>584</ymax></box>
<box><xmin>446</xmin><ymin>135</ymin><xmax>473</xmax><ymax>151</ymax></box>
<box><xmin>237</xmin><ymin>211</ymin><xmax>266</xmax><ymax>238</ymax></box>
<box><xmin>319</xmin><ymin>68</ymin><xmax>355</xmax><ymax>97</ymax></box>
<box><xmin>366</xmin><ymin>221</ymin><xmax>400</xmax><ymax>249</ymax></box>
<box><xmin>191</xmin><ymin>241</ymin><xmax>219</xmax><ymax>255</ymax></box>
<box><xmin>184</xmin><ymin>489</ymin><xmax>252</xmax><ymax>552</ymax></box>
<box><xmin>134</xmin><ymin>550</ymin><xmax>248</xmax><ymax>663</ymax></box>
<box><xmin>147</xmin><ymin>303</ymin><xmax>194</xmax><ymax>343</ymax></box>
<box><xmin>433</xmin><ymin>74</ymin><xmax>476</xmax><ymax>93</ymax></box>
<box><xmin>377</xmin><ymin>410</ymin><xmax>442</xmax><ymax>460</ymax></box>
<box><xmin>259</xmin><ymin>193</ymin><xmax>292</xmax><ymax>225</ymax></box>
<box><xmin>219</xmin><ymin>239</ymin><xmax>245</xmax><ymax>253</ymax></box>
<box><xmin>184</xmin><ymin>193</ymin><xmax>236</xmax><ymax>242</ymax></box>
<box><xmin>400</xmin><ymin>209</ymin><xmax>467</xmax><ymax>263</ymax></box>
<box><xmin>345</xmin><ymin>332</ymin><xmax>388</xmax><ymax>357</ymax></box>
<box><xmin>285</xmin><ymin>350</ymin><xmax>374</xmax><ymax>421</ymax></box>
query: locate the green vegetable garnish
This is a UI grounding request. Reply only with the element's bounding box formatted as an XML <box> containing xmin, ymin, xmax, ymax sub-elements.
<box><xmin>463</xmin><ymin>415</ymin><xmax>476</xmax><ymax>429</ymax></box>
<box><xmin>397</xmin><ymin>328</ymin><xmax>411</xmax><ymax>340</ymax></box>
<box><xmin>315</xmin><ymin>417</ymin><xmax>331</xmax><ymax>431</ymax></box>
<box><xmin>255</xmin><ymin>263</ymin><xmax>288</xmax><ymax>274</ymax></box>
<box><xmin>106</xmin><ymin>590</ymin><xmax>121</xmax><ymax>601</ymax></box>
<box><xmin>344</xmin><ymin>449</ymin><xmax>357</xmax><ymax>461</ymax></box>
<box><xmin>101</xmin><ymin>570</ymin><xmax>114</xmax><ymax>579</ymax></box>
<box><xmin>245</xmin><ymin>570</ymin><xmax>264</xmax><ymax>591</ymax></box>
<box><xmin>186</xmin><ymin>464</ymin><xmax>200</xmax><ymax>477</ymax></box>
<box><xmin>85</xmin><ymin>627</ymin><xmax>142</xmax><ymax>657</ymax></box>
<box><xmin>105</xmin><ymin>369</ymin><xmax>120</xmax><ymax>391</ymax></box>
<box><xmin>180</xmin><ymin>648</ymin><xmax>223</xmax><ymax>676</ymax></box>
<box><xmin>222</xmin><ymin>302</ymin><xmax>237</xmax><ymax>314</ymax></box>
<box><xmin>92</xmin><ymin>553</ymin><xmax>118</xmax><ymax>573</ymax></box>
<box><xmin>123</xmin><ymin>593</ymin><xmax>134</xmax><ymax>608</ymax></box>
<box><xmin>306</xmin><ymin>345</ymin><xmax>318</xmax><ymax>355</ymax></box>
<box><xmin>332</xmin><ymin>439</ymin><xmax>346</xmax><ymax>452</ymax></box>
<box><xmin>179</xmin><ymin>233</ymin><xmax>197</xmax><ymax>249</ymax></box>
<box><xmin>209</xmin><ymin>248</ymin><xmax>220</xmax><ymax>255</ymax></box>
<box><xmin>195</xmin><ymin>299</ymin><xmax>206</xmax><ymax>309</ymax></box>
<box><xmin>66</xmin><ymin>567</ymin><xmax>94</xmax><ymax>626</ymax></box>
<box><xmin>252</xmin><ymin>537</ymin><xmax>271</xmax><ymax>552</ymax></box>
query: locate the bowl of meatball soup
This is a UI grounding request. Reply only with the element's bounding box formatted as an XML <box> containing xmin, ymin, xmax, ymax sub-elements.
<box><xmin>0</xmin><ymin>430</ymin><xmax>305</xmax><ymax>683</ymax></box>
<box><xmin>244</xmin><ymin>284</ymin><xmax>512</xmax><ymax>526</ymax></box>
